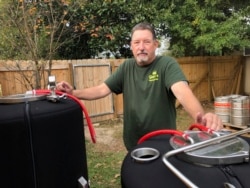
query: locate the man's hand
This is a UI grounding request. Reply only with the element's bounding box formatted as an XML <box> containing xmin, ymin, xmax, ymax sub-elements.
<box><xmin>56</xmin><ymin>81</ymin><xmax>73</xmax><ymax>95</ymax></box>
<box><xmin>196</xmin><ymin>112</ymin><xmax>223</xmax><ymax>131</ymax></box>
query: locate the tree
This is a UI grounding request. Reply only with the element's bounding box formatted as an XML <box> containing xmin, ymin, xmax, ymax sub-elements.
<box><xmin>62</xmin><ymin>0</ymin><xmax>250</xmax><ymax>58</ymax></box>
<box><xmin>58</xmin><ymin>0</ymin><xmax>161</xmax><ymax>59</ymax></box>
<box><xmin>159</xmin><ymin>0</ymin><xmax>250</xmax><ymax>56</ymax></box>
<box><xmin>1</xmin><ymin>0</ymin><xmax>249</xmax><ymax>64</ymax></box>
<box><xmin>0</xmin><ymin>0</ymin><xmax>85</xmax><ymax>89</ymax></box>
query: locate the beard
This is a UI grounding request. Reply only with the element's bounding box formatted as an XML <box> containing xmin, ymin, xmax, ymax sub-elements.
<box><xmin>136</xmin><ymin>53</ymin><xmax>150</xmax><ymax>66</ymax></box>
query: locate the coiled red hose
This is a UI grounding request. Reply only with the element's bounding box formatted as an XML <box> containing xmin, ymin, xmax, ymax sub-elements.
<box><xmin>29</xmin><ymin>89</ymin><xmax>96</xmax><ymax>143</ymax></box>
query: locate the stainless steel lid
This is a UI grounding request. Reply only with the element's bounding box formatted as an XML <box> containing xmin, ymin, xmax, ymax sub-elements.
<box><xmin>0</xmin><ymin>94</ymin><xmax>46</xmax><ymax>104</ymax></box>
<box><xmin>170</xmin><ymin>131</ymin><xmax>249</xmax><ymax>166</ymax></box>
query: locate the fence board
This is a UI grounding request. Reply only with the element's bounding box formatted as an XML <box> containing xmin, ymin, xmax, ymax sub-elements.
<box><xmin>71</xmin><ymin>59</ymin><xmax>114</xmax><ymax>122</ymax></box>
<box><xmin>178</xmin><ymin>56</ymin><xmax>242</xmax><ymax>101</ymax></box>
<box><xmin>178</xmin><ymin>57</ymin><xmax>210</xmax><ymax>101</ymax></box>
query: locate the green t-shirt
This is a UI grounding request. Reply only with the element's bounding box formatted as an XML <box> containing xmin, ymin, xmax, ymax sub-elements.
<box><xmin>105</xmin><ymin>56</ymin><xmax>187</xmax><ymax>150</ymax></box>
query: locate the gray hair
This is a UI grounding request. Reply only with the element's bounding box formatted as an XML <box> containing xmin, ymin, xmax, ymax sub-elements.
<box><xmin>131</xmin><ymin>22</ymin><xmax>157</xmax><ymax>40</ymax></box>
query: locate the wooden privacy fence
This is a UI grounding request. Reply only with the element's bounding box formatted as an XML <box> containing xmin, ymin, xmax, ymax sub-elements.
<box><xmin>0</xmin><ymin>56</ymin><xmax>244</xmax><ymax>122</ymax></box>
<box><xmin>178</xmin><ymin>56</ymin><xmax>244</xmax><ymax>101</ymax></box>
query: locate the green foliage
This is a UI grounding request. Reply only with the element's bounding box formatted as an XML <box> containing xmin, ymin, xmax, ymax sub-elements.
<box><xmin>58</xmin><ymin>0</ymin><xmax>160</xmax><ymax>58</ymax></box>
<box><xmin>0</xmin><ymin>0</ymin><xmax>83</xmax><ymax>60</ymax></box>
<box><xmin>0</xmin><ymin>0</ymin><xmax>250</xmax><ymax>59</ymax></box>
<box><xmin>194</xmin><ymin>16</ymin><xmax>248</xmax><ymax>55</ymax></box>
<box><xmin>161</xmin><ymin>0</ymin><xmax>250</xmax><ymax>56</ymax></box>
<box><xmin>0</xmin><ymin>0</ymin><xmax>87</xmax><ymax>89</ymax></box>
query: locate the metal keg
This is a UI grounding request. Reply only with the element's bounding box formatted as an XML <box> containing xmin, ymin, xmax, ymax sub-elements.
<box><xmin>214</xmin><ymin>96</ymin><xmax>231</xmax><ymax>123</ymax></box>
<box><xmin>231</xmin><ymin>96</ymin><xmax>250</xmax><ymax>126</ymax></box>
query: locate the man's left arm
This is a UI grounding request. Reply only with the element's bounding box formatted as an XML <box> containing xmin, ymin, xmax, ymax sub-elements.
<box><xmin>171</xmin><ymin>81</ymin><xmax>223</xmax><ymax>131</ymax></box>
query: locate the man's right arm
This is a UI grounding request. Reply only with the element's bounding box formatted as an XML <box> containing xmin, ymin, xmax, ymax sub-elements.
<box><xmin>57</xmin><ymin>81</ymin><xmax>111</xmax><ymax>100</ymax></box>
<box><xmin>72</xmin><ymin>83</ymin><xmax>112</xmax><ymax>100</ymax></box>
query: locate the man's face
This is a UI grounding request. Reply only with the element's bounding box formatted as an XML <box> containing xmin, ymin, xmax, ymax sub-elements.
<box><xmin>130</xmin><ymin>29</ymin><xmax>159</xmax><ymax>66</ymax></box>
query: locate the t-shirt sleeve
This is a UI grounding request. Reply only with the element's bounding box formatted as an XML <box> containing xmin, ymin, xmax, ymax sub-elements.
<box><xmin>164</xmin><ymin>57</ymin><xmax>187</xmax><ymax>90</ymax></box>
<box><xmin>104</xmin><ymin>61</ymin><xmax>125</xmax><ymax>94</ymax></box>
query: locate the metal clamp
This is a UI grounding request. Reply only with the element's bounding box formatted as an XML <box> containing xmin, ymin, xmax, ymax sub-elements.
<box><xmin>47</xmin><ymin>76</ymin><xmax>67</xmax><ymax>102</ymax></box>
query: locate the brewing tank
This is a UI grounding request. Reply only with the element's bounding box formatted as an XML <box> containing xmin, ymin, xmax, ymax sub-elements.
<box><xmin>0</xmin><ymin>94</ymin><xmax>89</xmax><ymax>188</ymax></box>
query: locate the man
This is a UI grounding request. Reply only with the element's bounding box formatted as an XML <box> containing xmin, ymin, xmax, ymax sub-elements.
<box><xmin>56</xmin><ymin>22</ymin><xmax>223</xmax><ymax>151</ymax></box>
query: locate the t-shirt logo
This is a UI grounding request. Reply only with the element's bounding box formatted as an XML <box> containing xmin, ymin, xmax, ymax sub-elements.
<box><xmin>148</xmin><ymin>71</ymin><xmax>159</xmax><ymax>82</ymax></box>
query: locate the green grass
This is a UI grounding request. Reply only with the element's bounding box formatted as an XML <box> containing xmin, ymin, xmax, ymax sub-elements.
<box><xmin>86</xmin><ymin>141</ymin><xmax>126</xmax><ymax>188</ymax></box>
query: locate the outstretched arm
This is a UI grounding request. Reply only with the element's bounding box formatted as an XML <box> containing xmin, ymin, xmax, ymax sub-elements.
<box><xmin>171</xmin><ymin>81</ymin><xmax>223</xmax><ymax>131</ymax></box>
<box><xmin>56</xmin><ymin>81</ymin><xmax>111</xmax><ymax>100</ymax></box>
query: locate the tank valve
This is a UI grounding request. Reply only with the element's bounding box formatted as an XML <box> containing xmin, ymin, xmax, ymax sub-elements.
<box><xmin>47</xmin><ymin>75</ymin><xmax>66</xmax><ymax>102</ymax></box>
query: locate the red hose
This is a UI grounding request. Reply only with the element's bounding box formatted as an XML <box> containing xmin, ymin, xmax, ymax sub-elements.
<box><xmin>137</xmin><ymin>129</ymin><xmax>188</xmax><ymax>144</ymax></box>
<box><xmin>188</xmin><ymin>124</ymin><xmax>213</xmax><ymax>134</ymax></box>
<box><xmin>137</xmin><ymin>124</ymin><xmax>216</xmax><ymax>145</ymax></box>
<box><xmin>31</xmin><ymin>89</ymin><xmax>96</xmax><ymax>143</ymax></box>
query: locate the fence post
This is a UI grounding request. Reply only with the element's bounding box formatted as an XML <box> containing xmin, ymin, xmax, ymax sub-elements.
<box><xmin>0</xmin><ymin>84</ymin><xmax>2</xmax><ymax>96</ymax></box>
<box><xmin>207</xmin><ymin>57</ymin><xmax>214</xmax><ymax>101</ymax></box>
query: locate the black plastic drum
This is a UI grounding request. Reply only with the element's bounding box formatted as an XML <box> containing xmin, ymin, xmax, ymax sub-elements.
<box><xmin>0</xmin><ymin>95</ymin><xmax>89</xmax><ymax>188</ymax></box>
<box><xmin>121</xmin><ymin>134</ymin><xmax>250</xmax><ymax>188</ymax></box>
